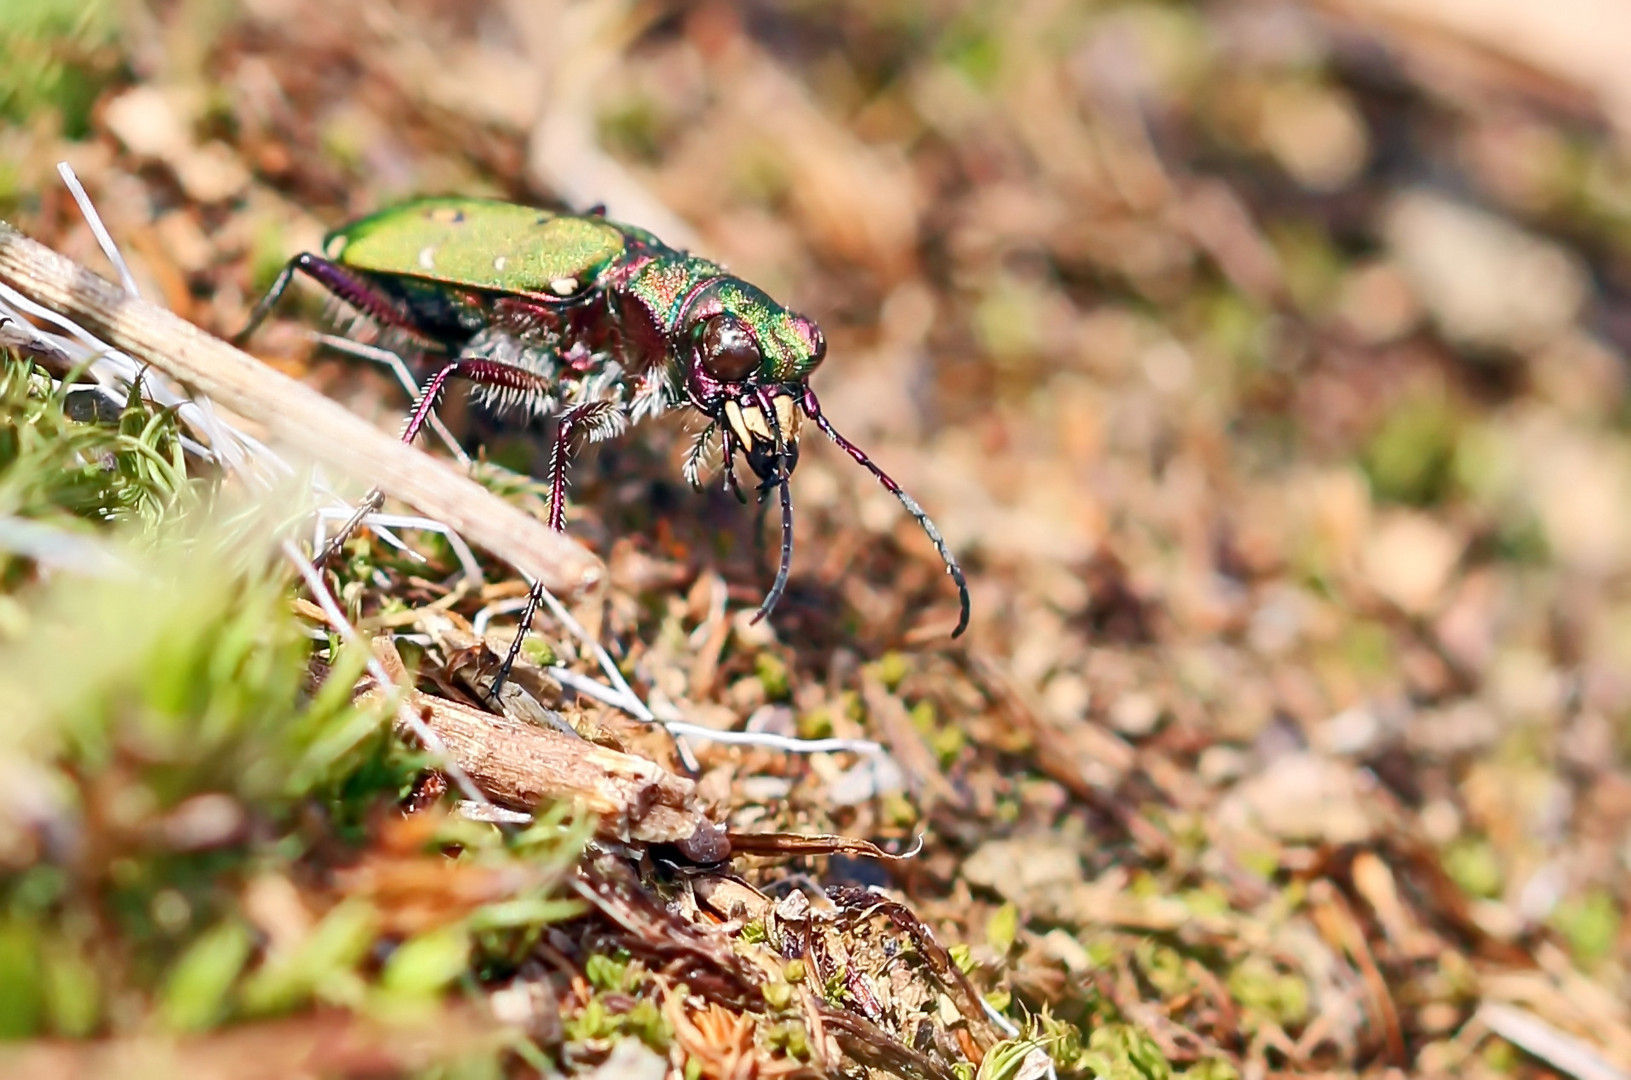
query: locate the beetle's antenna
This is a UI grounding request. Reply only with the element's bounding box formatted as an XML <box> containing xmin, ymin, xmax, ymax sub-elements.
<box><xmin>752</xmin><ymin>391</ymin><xmax>795</xmax><ymax>625</ymax></box>
<box><xmin>800</xmin><ymin>388</ymin><xmax>970</xmax><ymax>637</ymax></box>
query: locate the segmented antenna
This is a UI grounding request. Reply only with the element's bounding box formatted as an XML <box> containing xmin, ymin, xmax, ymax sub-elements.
<box><xmin>800</xmin><ymin>388</ymin><xmax>970</xmax><ymax>637</ymax></box>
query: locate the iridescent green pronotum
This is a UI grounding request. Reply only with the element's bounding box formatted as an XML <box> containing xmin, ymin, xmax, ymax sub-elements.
<box><xmin>238</xmin><ymin>197</ymin><xmax>969</xmax><ymax>688</ymax></box>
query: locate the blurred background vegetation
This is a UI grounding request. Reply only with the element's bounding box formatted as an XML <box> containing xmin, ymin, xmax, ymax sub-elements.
<box><xmin>4</xmin><ymin>0</ymin><xmax>1631</xmax><ymax>1077</ymax></box>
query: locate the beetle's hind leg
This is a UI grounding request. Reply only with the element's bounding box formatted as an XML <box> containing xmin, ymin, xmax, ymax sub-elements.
<box><xmin>234</xmin><ymin>253</ymin><xmax>423</xmax><ymax>345</ymax></box>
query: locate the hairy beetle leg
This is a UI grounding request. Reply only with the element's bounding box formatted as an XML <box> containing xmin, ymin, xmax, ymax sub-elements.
<box><xmin>235</xmin><ymin>253</ymin><xmax>429</xmax><ymax>346</ymax></box>
<box><xmin>494</xmin><ymin>399</ymin><xmax>625</xmax><ymax>697</ymax></box>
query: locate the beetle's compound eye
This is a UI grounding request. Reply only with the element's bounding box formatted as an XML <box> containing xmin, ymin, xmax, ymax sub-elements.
<box><xmin>808</xmin><ymin>323</ymin><xmax>826</xmax><ymax>365</ymax></box>
<box><xmin>787</xmin><ymin>314</ymin><xmax>825</xmax><ymax>368</ymax></box>
<box><xmin>697</xmin><ymin>314</ymin><xmax>761</xmax><ymax>383</ymax></box>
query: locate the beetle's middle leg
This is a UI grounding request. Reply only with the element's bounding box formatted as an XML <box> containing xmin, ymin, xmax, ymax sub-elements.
<box><xmin>317</xmin><ymin>358</ymin><xmax>563</xmax><ymax>566</ymax></box>
<box><xmin>491</xmin><ymin>400</ymin><xmax>627</xmax><ymax>695</ymax></box>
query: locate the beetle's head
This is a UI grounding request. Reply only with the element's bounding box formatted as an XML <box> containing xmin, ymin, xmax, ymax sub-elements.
<box><xmin>673</xmin><ymin>276</ymin><xmax>970</xmax><ymax>640</ymax></box>
<box><xmin>678</xmin><ymin>278</ymin><xmax>825</xmax><ymax>483</ymax></box>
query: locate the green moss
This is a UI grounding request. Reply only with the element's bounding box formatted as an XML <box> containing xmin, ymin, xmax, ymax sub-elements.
<box><xmin>1442</xmin><ymin>837</ymin><xmax>1503</xmax><ymax>900</ymax></box>
<box><xmin>521</xmin><ymin>636</ymin><xmax>558</xmax><ymax>667</ymax></box>
<box><xmin>39</xmin><ymin>928</ymin><xmax>100</xmax><ymax>1036</ymax></box>
<box><xmin>596</xmin><ymin>94</ymin><xmax>665</xmax><ymax>165</ymax></box>
<box><xmin>240</xmin><ymin>899</ymin><xmax>379</xmax><ymax>1015</ymax></box>
<box><xmin>1362</xmin><ymin>387</ymin><xmax>1461</xmax><ymax>506</ymax></box>
<box><xmin>755</xmin><ymin>651</ymin><xmax>790</xmax><ymax>701</ymax></box>
<box><xmin>985</xmin><ymin>902</ymin><xmax>1019</xmax><ymax>955</ymax></box>
<box><xmin>159</xmin><ymin>919</ymin><xmax>254</xmax><ymax>1032</ymax></box>
<box><xmin>0</xmin><ymin>359</ymin><xmax>584</xmax><ymax>1048</ymax></box>
<box><xmin>873</xmin><ymin>651</ymin><xmax>910</xmax><ymax>691</ymax></box>
<box><xmin>822</xmin><ymin>969</ymin><xmax>847</xmax><ymax>1005</ymax></box>
<box><xmin>623</xmin><ymin>997</ymin><xmax>670</xmax><ymax>1051</ymax></box>
<box><xmin>0</xmin><ymin>0</ymin><xmax>119</xmax><ymax>137</ymax></box>
<box><xmin>762</xmin><ymin>979</ymin><xmax>793</xmax><ymax>1010</ymax></box>
<box><xmin>977</xmin><ymin>1038</ymin><xmax>1054</xmax><ymax>1080</ymax></box>
<box><xmin>796</xmin><ymin>707</ymin><xmax>834</xmax><ymax>740</ymax></box>
<box><xmin>1268</xmin><ymin>221</ymin><xmax>1345</xmax><ymax>317</ymax></box>
<box><xmin>0</xmin><ymin>360</ymin><xmax>193</xmax><ymax>535</ymax></box>
<box><xmin>585</xmin><ymin>951</ymin><xmax>634</xmax><ymax>993</ymax></box>
<box><xmin>930</xmin><ymin>719</ymin><xmax>966</xmax><ymax>766</ymax></box>
<box><xmin>1134</xmin><ymin>940</ymin><xmax>1192</xmax><ymax>999</ymax></box>
<box><xmin>882</xmin><ymin>791</ymin><xmax>919</xmax><ymax>828</ymax></box>
<box><xmin>938</xmin><ymin>12</ymin><xmax>1003</xmax><ymax>89</ymax></box>
<box><xmin>764</xmin><ymin>1018</ymin><xmax>811</xmax><ymax>1059</ymax></box>
<box><xmin>0</xmin><ymin>920</ymin><xmax>45</xmax><ymax>1037</ymax></box>
<box><xmin>1226</xmin><ymin>955</ymin><xmax>1309</xmax><ymax>1027</ymax></box>
<box><xmin>1335</xmin><ymin>618</ymin><xmax>1395</xmax><ymax>680</ymax></box>
<box><xmin>910</xmin><ymin>697</ymin><xmax>937</xmax><ymax>734</ymax></box>
<box><xmin>1482</xmin><ymin>1035</ymin><xmax>1518</xmax><ymax>1073</ymax></box>
<box><xmin>1082</xmin><ymin>1023</ymin><xmax>1172</xmax><ymax>1080</ymax></box>
<box><xmin>380</xmin><ymin>925</ymin><xmax>473</xmax><ymax>1000</ymax></box>
<box><xmin>1550</xmin><ymin>888</ymin><xmax>1621</xmax><ymax>970</ymax></box>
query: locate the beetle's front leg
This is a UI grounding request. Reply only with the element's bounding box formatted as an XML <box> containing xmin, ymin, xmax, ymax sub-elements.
<box><xmin>718</xmin><ymin>422</ymin><xmax>750</xmax><ymax>505</ymax></box>
<box><xmin>544</xmin><ymin>401</ymin><xmax>626</xmax><ymax>533</ymax></box>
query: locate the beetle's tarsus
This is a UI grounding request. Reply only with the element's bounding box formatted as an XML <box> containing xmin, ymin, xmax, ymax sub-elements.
<box><xmin>491</xmin><ymin>581</ymin><xmax>544</xmax><ymax>700</ymax></box>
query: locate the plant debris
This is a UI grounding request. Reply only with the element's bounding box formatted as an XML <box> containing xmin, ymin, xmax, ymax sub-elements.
<box><xmin>3</xmin><ymin>1</ymin><xmax>1631</xmax><ymax>1078</ymax></box>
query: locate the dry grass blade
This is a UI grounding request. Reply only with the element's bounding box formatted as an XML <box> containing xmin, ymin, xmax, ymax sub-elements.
<box><xmin>725</xmin><ymin>830</ymin><xmax>922</xmax><ymax>861</ymax></box>
<box><xmin>1477</xmin><ymin>1003</ymin><xmax>1631</xmax><ymax>1080</ymax></box>
<box><xmin>0</xmin><ymin>222</ymin><xmax>602</xmax><ymax>596</ymax></box>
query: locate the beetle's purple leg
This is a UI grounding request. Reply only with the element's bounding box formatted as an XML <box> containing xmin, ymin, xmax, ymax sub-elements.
<box><xmin>718</xmin><ymin>423</ymin><xmax>749</xmax><ymax>504</ymax></box>
<box><xmin>800</xmin><ymin>388</ymin><xmax>971</xmax><ymax>637</ymax></box>
<box><xmin>234</xmin><ymin>253</ymin><xmax>426</xmax><ymax>345</ymax></box>
<box><xmin>490</xmin><ymin>400</ymin><xmax>618</xmax><ymax>696</ymax></box>
<box><xmin>317</xmin><ymin>358</ymin><xmax>562</xmax><ymax>569</ymax></box>
<box><xmin>494</xmin><ymin>582</ymin><xmax>547</xmax><ymax>701</ymax></box>
<box><xmin>543</xmin><ymin>402</ymin><xmax>596</xmax><ymax>533</ymax></box>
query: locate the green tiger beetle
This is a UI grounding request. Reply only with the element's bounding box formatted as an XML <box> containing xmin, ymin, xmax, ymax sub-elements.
<box><xmin>237</xmin><ymin>196</ymin><xmax>969</xmax><ymax>691</ymax></box>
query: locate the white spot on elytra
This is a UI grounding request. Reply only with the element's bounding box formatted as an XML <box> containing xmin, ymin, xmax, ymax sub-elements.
<box><xmin>418</xmin><ymin>246</ymin><xmax>436</xmax><ymax>271</ymax></box>
<box><xmin>550</xmin><ymin>277</ymin><xmax>577</xmax><ymax>296</ymax></box>
<box><xmin>493</xmin><ymin>255</ymin><xmax>508</xmax><ymax>272</ymax></box>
